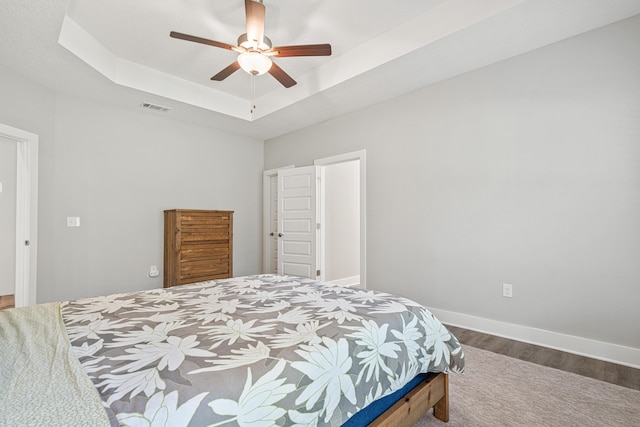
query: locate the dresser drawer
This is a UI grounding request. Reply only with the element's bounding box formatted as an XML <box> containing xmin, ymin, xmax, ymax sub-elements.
<box><xmin>164</xmin><ymin>209</ymin><xmax>233</xmax><ymax>287</ymax></box>
<box><xmin>179</xmin><ymin>258</ymin><xmax>230</xmax><ymax>282</ymax></box>
<box><xmin>180</xmin><ymin>244</ymin><xmax>229</xmax><ymax>262</ymax></box>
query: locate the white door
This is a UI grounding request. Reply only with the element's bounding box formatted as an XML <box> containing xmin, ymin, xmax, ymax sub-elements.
<box><xmin>262</xmin><ymin>166</ymin><xmax>294</xmax><ymax>274</ymax></box>
<box><xmin>277</xmin><ymin>166</ymin><xmax>320</xmax><ymax>279</ymax></box>
<box><xmin>268</xmin><ymin>174</ymin><xmax>278</xmax><ymax>273</ymax></box>
<box><xmin>0</xmin><ymin>123</ymin><xmax>39</xmax><ymax>307</ymax></box>
<box><xmin>0</xmin><ymin>137</ymin><xmax>17</xmax><ymax>297</ymax></box>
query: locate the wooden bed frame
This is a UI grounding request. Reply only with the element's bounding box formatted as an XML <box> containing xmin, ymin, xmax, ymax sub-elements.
<box><xmin>369</xmin><ymin>372</ymin><xmax>449</xmax><ymax>426</ymax></box>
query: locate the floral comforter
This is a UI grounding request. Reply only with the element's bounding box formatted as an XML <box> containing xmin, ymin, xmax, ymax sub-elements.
<box><xmin>62</xmin><ymin>274</ymin><xmax>465</xmax><ymax>426</ymax></box>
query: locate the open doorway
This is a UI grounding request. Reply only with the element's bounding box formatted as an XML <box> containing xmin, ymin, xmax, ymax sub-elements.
<box><xmin>320</xmin><ymin>160</ymin><xmax>360</xmax><ymax>286</ymax></box>
<box><xmin>315</xmin><ymin>150</ymin><xmax>366</xmax><ymax>287</ymax></box>
<box><xmin>262</xmin><ymin>150</ymin><xmax>366</xmax><ymax>288</ymax></box>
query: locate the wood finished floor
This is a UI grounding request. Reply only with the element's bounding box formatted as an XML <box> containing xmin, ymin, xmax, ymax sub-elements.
<box><xmin>0</xmin><ymin>294</ymin><xmax>15</xmax><ymax>310</ymax></box>
<box><xmin>446</xmin><ymin>325</ymin><xmax>640</xmax><ymax>391</ymax></box>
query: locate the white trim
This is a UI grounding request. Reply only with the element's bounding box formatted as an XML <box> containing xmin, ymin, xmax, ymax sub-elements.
<box><xmin>317</xmin><ymin>166</ymin><xmax>325</xmax><ymax>282</ymax></box>
<box><xmin>262</xmin><ymin>165</ymin><xmax>294</xmax><ymax>273</ymax></box>
<box><xmin>314</xmin><ymin>150</ymin><xmax>367</xmax><ymax>289</ymax></box>
<box><xmin>0</xmin><ymin>123</ymin><xmax>38</xmax><ymax>306</ymax></box>
<box><xmin>428</xmin><ymin>308</ymin><xmax>640</xmax><ymax>369</ymax></box>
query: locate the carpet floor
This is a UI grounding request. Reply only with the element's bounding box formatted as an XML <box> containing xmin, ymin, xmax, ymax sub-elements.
<box><xmin>415</xmin><ymin>345</ymin><xmax>640</xmax><ymax>426</ymax></box>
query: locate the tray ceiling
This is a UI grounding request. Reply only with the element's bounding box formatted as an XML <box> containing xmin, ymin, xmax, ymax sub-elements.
<box><xmin>2</xmin><ymin>0</ymin><xmax>640</xmax><ymax>138</ymax></box>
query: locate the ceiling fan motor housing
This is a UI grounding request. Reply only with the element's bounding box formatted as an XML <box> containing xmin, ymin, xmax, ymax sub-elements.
<box><xmin>238</xmin><ymin>33</ymin><xmax>272</xmax><ymax>51</ymax></box>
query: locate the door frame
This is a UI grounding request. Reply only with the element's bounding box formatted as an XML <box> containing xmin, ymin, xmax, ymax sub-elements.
<box><xmin>0</xmin><ymin>123</ymin><xmax>39</xmax><ymax>306</ymax></box>
<box><xmin>262</xmin><ymin>150</ymin><xmax>366</xmax><ymax>288</ymax></box>
<box><xmin>314</xmin><ymin>150</ymin><xmax>366</xmax><ymax>288</ymax></box>
<box><xmin>262</xmin><ymin>165</ymin><xmax>294</xmax><ymax>273</ymax></box>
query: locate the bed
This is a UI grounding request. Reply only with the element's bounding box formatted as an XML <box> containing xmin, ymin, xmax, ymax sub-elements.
<box><xmin>0</xmin><ymin>274</ymin><xmax>464</xmax><ymax>426</ymax></box>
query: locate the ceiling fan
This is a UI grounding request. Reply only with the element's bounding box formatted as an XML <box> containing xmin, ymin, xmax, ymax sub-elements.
<box><xmin>170</xmin><ymin>0</ymin><xmax>332</xmax><ymax>88</ymax></box>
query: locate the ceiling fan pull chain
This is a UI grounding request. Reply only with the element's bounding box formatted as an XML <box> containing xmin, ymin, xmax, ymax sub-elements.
<box><xmin>250</xmin><ymin>73</ymin><xmax>257</xmax><ymax>114</ymax></box>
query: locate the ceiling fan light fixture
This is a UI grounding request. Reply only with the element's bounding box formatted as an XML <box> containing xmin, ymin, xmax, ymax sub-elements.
<box><xmin>238</xmin><ymin>51</ymin><xmax>272</xmax><ymax>76</ymax></box>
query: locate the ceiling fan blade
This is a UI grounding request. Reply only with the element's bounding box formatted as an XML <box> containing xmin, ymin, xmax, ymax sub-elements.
<box><xmin>170</xmin><ymin>31</ymin><xmax>237</xmax><ymax>51</ymax></box>
<box><xmin>268</xmin><ymin>62</ymin><xmax>297</xmax><ymax>88</ymax></box>
<box><xmin>211</xmin><ymin>62</ymin><xmax>241</xmax><ymax>81</ymax></box>
<box><xmin>245</xmin><ymin>0</ymin><xmax>265</xmax><ymax>46</ymax></box>
<box><xmin>272</xmin><ymin>44</ymin><xmax>332</xmax><ymax>57</ymax></box>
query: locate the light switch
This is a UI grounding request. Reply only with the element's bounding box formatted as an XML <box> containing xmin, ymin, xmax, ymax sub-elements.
<box><xmin>0</xmin><ymin>182</ymin><xmax>3</xmax><ymax>193</ymax></box>
<box><xmin>67</xmin><ymin>217</ymin><xmax>81</xmax><ymax>227</ymax></box>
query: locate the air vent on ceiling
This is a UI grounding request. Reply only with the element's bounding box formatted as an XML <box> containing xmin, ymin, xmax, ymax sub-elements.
<box><xmin>140</xmin><ymin>102</ymin><xmax>171</xmax><ymax>112</ymax></box>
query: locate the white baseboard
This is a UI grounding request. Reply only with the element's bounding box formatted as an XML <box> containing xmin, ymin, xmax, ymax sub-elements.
<box><xmin>328</xmin><ymin>275</ymin><xmax>361</xmax><ymax>287</ymax></box>
<box><xmin>428</xmin><ymin>308</ymin><xmax>640</xmax><ymax>369</ymax></box>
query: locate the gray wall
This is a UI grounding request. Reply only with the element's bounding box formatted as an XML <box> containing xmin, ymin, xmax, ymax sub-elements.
<box><xmin>265</xmin><ymin>16</ymin><xmax>640</xmax><ymax>349</ymax></box>
<box><xmin>324</xmin><ymin>161</ymin><xmax>360</xmax><ymax>282</ymax></box>
<box><xmin>0</xmin><ymin>136</ymin><xmax>17</xmax><ymax>295</ymax></box>
<box><xmin>0</xmin><ymin>65</ymin><xmax>264</xmax><ymax>303</ymax></box>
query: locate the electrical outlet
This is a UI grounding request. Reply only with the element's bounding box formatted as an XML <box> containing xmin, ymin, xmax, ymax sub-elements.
<box><xmin>503</xmin><ymin>283</ymin><xmax>513</xmax><ymax>298</ymax></box>
<box><xmin>67</xmin><ymin>217</ymin><xmax>80</xmax><ymax>227</ymax></box>
<box><xmin>149</xmin><ymin>265</ymin><xmax>160</xmax><ymax>278</ymax></box>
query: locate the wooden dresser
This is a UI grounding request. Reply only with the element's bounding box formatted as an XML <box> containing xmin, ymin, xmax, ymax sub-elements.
<box><xmin>164</xmin><ymin>209</ymin><xmax>233</xmax><ymax>287</ymax></box>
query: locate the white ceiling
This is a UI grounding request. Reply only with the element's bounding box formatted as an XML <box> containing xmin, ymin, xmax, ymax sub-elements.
<box><xmin>1</xmin><ymin>0</ymin><xmax>640</xmax><ymax>139</ymax></box>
